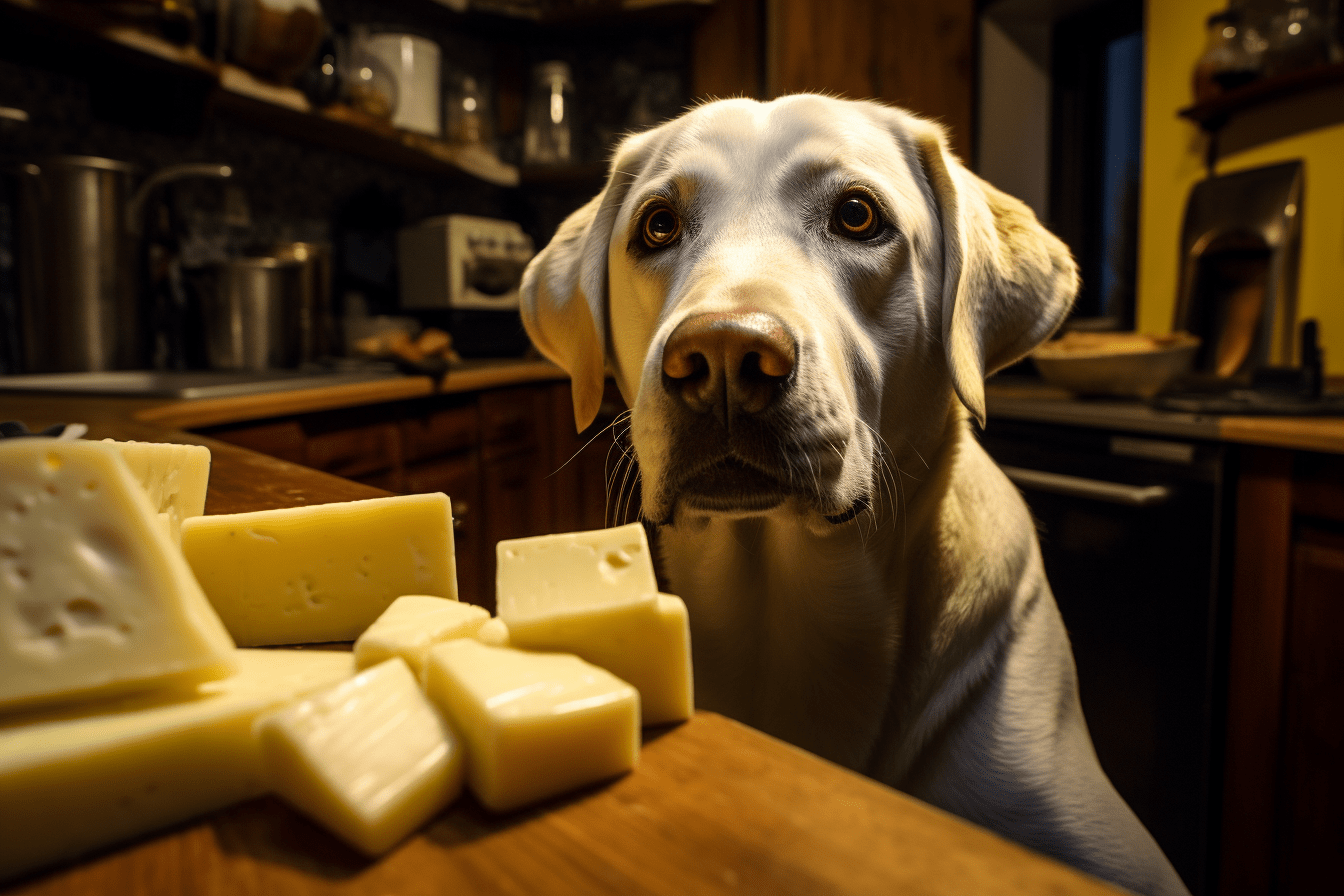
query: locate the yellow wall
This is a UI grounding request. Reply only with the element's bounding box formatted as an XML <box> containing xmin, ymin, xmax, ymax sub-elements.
<box><xmin>1139</xmin><ymin>0</ymin><xmax>1344</xmax><ymax>371</ymax></box>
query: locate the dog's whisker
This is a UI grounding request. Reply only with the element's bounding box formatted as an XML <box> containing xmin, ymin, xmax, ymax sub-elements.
<box><xmin>553</xmin><ymin>410</ymin><xmax>632</xmax><ymax>478</ymax></box>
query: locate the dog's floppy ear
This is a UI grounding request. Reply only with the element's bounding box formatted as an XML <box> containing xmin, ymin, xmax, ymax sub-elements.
<box><xmin>913</xmin><ymin>119</ymin><xmax>1078</xmax><ymax>426</ymax></box>
<box><xmin>520</xmin><ymin>133</ymin><xmax>652</xmax><ymax>431</ymax></box>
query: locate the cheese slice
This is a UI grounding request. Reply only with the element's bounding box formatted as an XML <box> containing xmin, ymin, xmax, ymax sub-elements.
<box><xmin>257</xmin><ymin>657</ymin><xmax>464</xmax><ymax>856</ymax></box>
<box><xmin>423</xmin><ymin>639</ymin><xmax>639</xmax><ymax>813</ymax></box>
<box><xmin>353</xmin><ymin>595</ymin><xmax>490</xmax><ymax>678</ymax></box>
<box><xmin>495</xmin><ymin>522</ymin><xmax>658</xmax><ymax>620</ymax></box>
<box><xmin>506</xmin><ymin>594</ymin><xmax>693</xmax><ymax>726</ymax></box>
<box><xmin>0</xmin><ymin>440</ymin><xmax>236</xmax><ymax>713</ymax></box>
<box><xmin>0</xmin><ymin>648</ymin><xmax>354</xmax><ymax>881</ymax></box>
<box><xmin>104</xmin><ymin>439</ymin><xmax>211</xmax><ymax>544</ymax></box>
<box><xmin>496</xmin><ymin>524</ymin><xmax>691</xmax><ymax>725</ymax></box>
<box><xmin>180</xmin><ymin>493</ymin><xmax>458</xmax><ymax>646</ymax></box>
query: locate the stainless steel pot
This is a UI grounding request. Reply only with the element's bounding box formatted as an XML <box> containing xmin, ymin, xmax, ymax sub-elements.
<box><xmin>200</xmin><ymin>256</ymin><xmax>305</xmax><ymax>371</ymax></box>
<box><xmin>16</xmin><ymin>156</ymin><xmax>231</xmax><ymax>373</ymax></box>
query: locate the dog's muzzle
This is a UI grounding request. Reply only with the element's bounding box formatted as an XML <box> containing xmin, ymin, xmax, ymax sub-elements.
<box><xmin>655</xmin><ymin>311</ymin><xmax>862</xmax><ymax>524</ymax></box>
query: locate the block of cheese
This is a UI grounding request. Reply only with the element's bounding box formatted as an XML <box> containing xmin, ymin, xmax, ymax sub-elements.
<box><xmin>495</xmin><ymin>522</ymin><xmax>658</xmax><ymax>620</ymax></box>
<box><xmin>353</xmin><ymin>595</ymin><xmax>490</xmax><ymax>678</ymax></box>
<box><xmin>496</xmin><ymin>524</ymin><xmax>691</xmax><ymax>725</ymax></box>
<box><xmin>257</xmin><ymin>657</ymin><xmax>464</xmax><ymax>856</ymax></box>
<box><xmin>0</xmin><ymin>440</ymin><xmax>236</xmax><ymax>713</ymax></box>
<box><xmin>104</xmin><ymin>439</ymin><xmax>211</xmax><ymax>543</ymax></box>
<box><xmin>475</xmin><ymin>617</ymin><xmax>510</xmax><ymax>647</ymax></box>
<box><xmin>423</xmin><ymin>639</ymin><xmax>639</xmax><ymax>813</ymax></box>
<box><xmin>505</xmin><ymin>594</ymin><xmax>692</xmax><ymax>726</ymax></box>
<box><xmin>0</xmin><ymin>648</ymin><xmax>354</xmax><ymax>881</ymax></box>
<box><xmin>180</xmin><ymin>493</ymin><xmax>458</xmax><ymax>646</ymax></box>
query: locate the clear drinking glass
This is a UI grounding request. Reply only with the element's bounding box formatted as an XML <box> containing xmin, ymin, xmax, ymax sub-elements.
<box><xmin>523</xmin><ymin>61</ymin><xmax>574</xmax><ymax>165</ymax></box>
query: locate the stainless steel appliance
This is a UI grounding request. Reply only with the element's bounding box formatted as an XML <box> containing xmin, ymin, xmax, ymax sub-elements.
<box><xmin>13</xmin><ymin>156</ymin><xmax>232</xmax><ymax>373</ymax></box>
<box><xmin>981</xmin><ymin>419</ymin><xmax>1234</xmax><ymax>896</ymax></box>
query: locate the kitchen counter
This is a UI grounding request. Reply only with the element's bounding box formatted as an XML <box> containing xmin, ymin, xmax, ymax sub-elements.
<box><xmin>987</xmin><ymin>377</ymin><xmax>1344</xmax><ymax>454</ymax></box>
<box><xmin>0</xmin><ymin>395</ymin><xmax>1124</xmax><ymax>896</ymax></box>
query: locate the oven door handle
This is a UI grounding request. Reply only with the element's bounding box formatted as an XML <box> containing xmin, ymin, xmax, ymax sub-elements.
<box><xmin>999</xmin><ymin>465</ymin><xmax>1173</xmax><ymax>507</ymax></box>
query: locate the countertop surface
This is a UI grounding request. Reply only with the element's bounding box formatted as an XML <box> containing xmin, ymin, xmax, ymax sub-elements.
<box><xmin>0</xmin><ymin>405</ymin><xmax>1124</xmax><ymax>895</ymax></box>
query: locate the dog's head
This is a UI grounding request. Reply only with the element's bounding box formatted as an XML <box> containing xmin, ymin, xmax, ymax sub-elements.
<box><xmin>522</xmin><ymin>95</ymin><xmax>1076</xmax><ymax>527</ymax></box>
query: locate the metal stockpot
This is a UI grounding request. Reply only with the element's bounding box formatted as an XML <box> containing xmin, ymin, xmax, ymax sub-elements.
<box><xmin>199</xmin><ymin>256</ymin><xmax>305</xmax><ymax>371</ymax></box>
<box><xmin>16</xmin><ymin>156</ymin><xmax>231</xmax><ymax>372</ymax></box>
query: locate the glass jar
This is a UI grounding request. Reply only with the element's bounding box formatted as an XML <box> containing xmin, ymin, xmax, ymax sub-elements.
<box><xmin>1193</xmin><ymin>9</ymin><xmax>1261</xmax><ymax>102</ymax></box>
<box><xmin>1261</xmin><ymin>0</ymin><xmax>1332</xmax><ymax>77</ymax></box>
<box><xmin>523</xmin><ymin>61</ymin><xmax>574</xmax><ymax>166</ymax></box>
<box><xmin>446</xmin><ymin>74</ymin><xmax>490</xmax><ymax>148</ymax></box>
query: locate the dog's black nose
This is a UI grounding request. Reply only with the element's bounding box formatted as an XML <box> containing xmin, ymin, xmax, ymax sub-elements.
<box><xmin>662</xmin><ymin>311</ymin><xmax>796</xmax><ymax>419</ymax></box>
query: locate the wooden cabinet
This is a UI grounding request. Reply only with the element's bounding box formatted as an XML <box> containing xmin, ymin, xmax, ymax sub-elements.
<box><xmin>196</xmin><ymin>380</ymin><xmax>630</xmax><ymax>611</ymax></box>
<box><xmin>1221</xmin><ymin>447</ymin><xmax>1344</xmax><ymax>896</ymax></box>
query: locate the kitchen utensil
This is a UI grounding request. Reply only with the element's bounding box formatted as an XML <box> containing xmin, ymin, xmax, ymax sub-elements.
<box><xmin>272</xmin><ymin>240</ymin><xmax>334</xmax><ymax>363</ymax></box>
<box><xmin>14</xmin><ymin>156</ymin><xmax>232</xmax><ymax>373</ymax></box>
<box><xmin>1031</xmin><ymin>331</ymin><xmax>1201</xmax><ymax>398</ymax></box>
<box><xmin>199</xmin><ymin>255</ymin><xmax>304</xmax><ymax>370</ymax></box>
<box><xmin>363</xmin><ymin>31</ymin><xmax>442</xmax><ymax>135</ymax></box>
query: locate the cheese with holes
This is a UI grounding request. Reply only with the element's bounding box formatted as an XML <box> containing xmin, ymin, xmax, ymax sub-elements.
<box><xmin>257</xmin><ymin>657</ymin><xmax>464</xmax><ymax>856</ymax></box>
<box><xmin>0</xmin><ymin>440</ymin><xmax>236</xmax><ymax>713</ymax></box>
<box><xmin>180</xmin><ymin>493</ymin><xmax>458</xmax><ymax>646</ymax></box>
<box><xmin>0</xmin><ymin>648</ymin><xmax>354</xmax><ymax>881</ymax></box>
<box><xmin>353</xmin><ymin>595</ymin><xmax>489</xmax><ymax>677</ymax></box>
<box><xmin>104</xmin><ymin>439</ymin><xmax>211</xmax><ymax>544</ymax></box>
<box><xmin>496</xmin><ymin>525</ymin><xmax>691</xmax><ymax>725</ymax></box>
<box><xmin>495</xmin><ymin>522</ymin><xmax>658</xmax><ymax>619</ymax></box>
<box><xmin>423</xmin><ymin>639</ymin><xmax>639</xmax><ymax>813</ymax></box>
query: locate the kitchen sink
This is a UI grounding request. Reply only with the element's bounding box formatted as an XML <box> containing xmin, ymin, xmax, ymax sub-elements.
<box><xmin>0</xmin><ymin>367</ymin><xmax>403</xmax><ymax>399</ymax></box>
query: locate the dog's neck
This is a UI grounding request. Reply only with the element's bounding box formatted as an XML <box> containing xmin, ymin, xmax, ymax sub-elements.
<box><xmin>656</xmin><ymin>402</ymin><xmax>989</xmax><ymax>770</ymax></box>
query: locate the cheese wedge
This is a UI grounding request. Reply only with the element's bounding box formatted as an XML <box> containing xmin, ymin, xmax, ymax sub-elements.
<box><xmin>505</xmin><ymin>594</ymin><xmax>693</xmax><ymax>726</ymax></box>
<box><xmin>257</xmin><ymin>657</ymin><xmax>464</xmax><ymax>856</ymax></box>
<box><xmin>353</xmin><ymin>595</ymin><xmax>490</xmax><ymax>678</ymax></box>
<box><xmin>180</xmin><ymin>493</ymin><xmax>458</xmax><ymax>646</ymax></box>
<box><xmin>0</xmin><ymin>648</ymin><xmax>354</xmax><ymax>881</ymax></box>
<box><xmin>0</xmin><ymin>440</ymin><xmax>236</xmax><ymax>713</ymax></box>
<box><xmin>104</xmin><ymin>439</ymin><xmax>211</xmax><ymax>544</ymax></box>
<box><xmin>423</xmin><ymin>639</ymin><xmax>639</xmax><ymax>813</ymax></box>
<box><xmin>495</xmin><ymin>522</ymin><xmax>658</xmax><ymax>619</ymax></box>
<box><xmin>496</xmin><ymin>525</ymin><xmax>692</xmax><ymax>725</ymax></box>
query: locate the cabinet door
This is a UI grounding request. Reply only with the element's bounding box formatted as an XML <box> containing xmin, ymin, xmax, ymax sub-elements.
<box><xmin>1277</xmin><ymin>526</ymin><xmax>1344</xmax><ymax>894</ymax></box>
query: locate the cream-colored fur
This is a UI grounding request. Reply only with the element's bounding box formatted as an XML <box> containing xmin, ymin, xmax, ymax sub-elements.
<box><xmin>521</xmin><ymin>95</ymin><xmax>1189</xmax><ymax>896</ymax></box>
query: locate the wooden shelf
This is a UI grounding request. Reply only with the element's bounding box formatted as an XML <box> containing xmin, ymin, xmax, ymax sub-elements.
<box><xmin>0</xmin><ymin>0</ymin><xmax>520</xmax><ymax>186</ymax></box>
<box><xmin>1179</xmin><ymin>61</ymin><xmax>1344</xmax><ymax>131</ymax></box>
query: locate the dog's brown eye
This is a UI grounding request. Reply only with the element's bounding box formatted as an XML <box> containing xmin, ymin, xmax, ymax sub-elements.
<box><xmin>834</xmin><ymin>195</ymin><xmax>881</xmax><ymax>240</ymax></box>
<box><xmin>641</xmin><ymin>205</ymin><xmax>681</xmax><ymax>249</ymax></box>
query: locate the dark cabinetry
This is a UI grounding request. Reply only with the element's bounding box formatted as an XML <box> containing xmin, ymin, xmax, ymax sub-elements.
<box><xmin>197</xmin><ymin>380</ymin><xmax>630</xmax><ymax>611</ymax></box>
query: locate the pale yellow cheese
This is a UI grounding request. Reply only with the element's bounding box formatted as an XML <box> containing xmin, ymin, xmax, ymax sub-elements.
<box><xmin>495</xmin><ymin>522</ymin><xmax>658</xmax><ymax>619</ymax></box>
<box><xmin>475</xmin><ymin>617</ymin><xmax>510</xmax><ymax>647</ymax></box>
<box><xmin>257</xmin><ymin>657</ymin><xmax>464</xmax><ymax>856</ymax></box>
<box><xmin>423</xmin><ymin>639</ymin><xmax>639</xmax><ymax>813</ymax></box>
<box><xmin>180</xmin><ymin>493</ymin><xmax>458</xmax><ymax>646</ymax></box>
<box><xmin>0</xmin><ymin>648</ymin><xmax>354</xmax><ymax>881</ymax></box>
<box><xmin>506</xmin><ymin>594</ymin><xmax>693</xmax><ymax>726</ymax></box>
<box><xmin>103</xmin><ymin>439</ymin><xmax>211</xmax><ymax>544</ymax></box>
<box><xmin>496</xmin><ymin>524</ymin><xmax>691</xmax><ymax>726</ymax></box>
<box><xmin>353</xmin><ymin>595</ymin><xmax>489</xmax><ymax>678</ymax></box>
<box><xmin>0</xmin><ymin>440</ymin><xmax>236</xmax><ymax>713</ymax></box>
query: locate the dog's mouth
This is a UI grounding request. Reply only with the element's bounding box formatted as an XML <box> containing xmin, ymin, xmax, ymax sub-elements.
<box><xmin>665</xmin><ymin>455</ymin><xmax>868</xmax><ymax>525</ymax></box>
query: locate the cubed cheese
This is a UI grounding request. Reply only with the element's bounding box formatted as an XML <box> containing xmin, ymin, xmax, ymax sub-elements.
<box><xmin>495</xmin><ymin>522</ymin><xmax>658</xmax><ymax>619</ymax></box>
<box><xmin>475</xmin><ymin>617</ymin><xmax>510</xmax><ymax>647</ymax></box>
<box><xmin>505</xmin><ymin>594</ymin><xmax>693</xmax><ymax>726</ymax></box>
<box><xmin>496</xmin><ymin>524</ymin><xmax>692</xmax><ymax>726</ymax></box>
<box><xmin>0</xmin><ymin>440</ymin><xmax>236</xmax><ymax>713</ymax></box>
<box><xmin>0</xmin><ymin>648</ymin><xmax>354</xmax><ymax>881</ymax></box>
<box><xmin>180</xmin><ymin>493</ymin><xmax>458</xmax><ymax>646</ymax></box>
<box><xmin>423</xmin><ymin>639</ymin><xmax>639</xmax><ymax>813</ymax></box>
<box><xmin>104</xmin><ymin>439</ymin><xmax>211</xmax><ymax>544</ymax></box>
<box><xmin>353</xmin><ymin>595</ymin><xmax>490</xmax><ymax>678</ymax></box>
<box><xmin>257</xmin><ymin>657</ymin><xmax>464</xmax><ymax>856</ymax></box>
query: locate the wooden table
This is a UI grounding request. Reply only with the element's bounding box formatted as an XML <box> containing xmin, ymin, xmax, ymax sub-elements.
<box><xmin>1</xmin><ymin>395</ymin><xmax>1121</xmax><ymax>895</ymax></box>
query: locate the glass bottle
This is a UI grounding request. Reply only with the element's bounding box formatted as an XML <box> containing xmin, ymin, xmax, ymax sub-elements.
<box><xmin>523</xmin><ymin>61</ymin><xmax>574</xmax><ymax>166</ymax></box>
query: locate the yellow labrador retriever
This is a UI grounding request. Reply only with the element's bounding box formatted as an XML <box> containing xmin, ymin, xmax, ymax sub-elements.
<box><xmin>521</xmin><ymin>95</ymin><xmax>1189</xmax><ymax>896</ymax></box>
